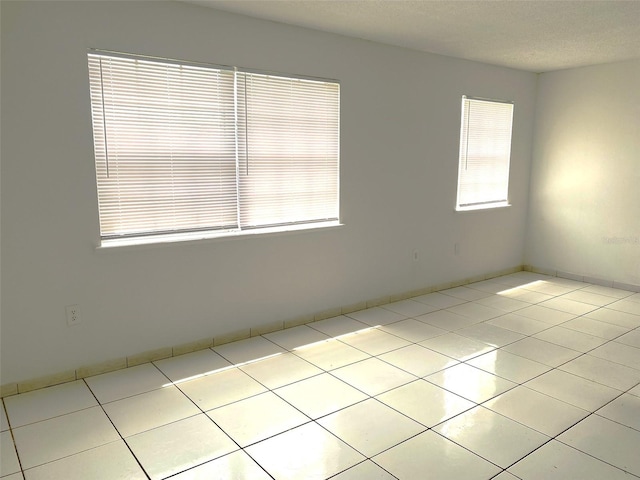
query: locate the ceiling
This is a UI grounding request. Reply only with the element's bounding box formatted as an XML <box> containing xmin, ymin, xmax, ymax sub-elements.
<box><xmin>184</xmin><ymin>0</ymin><xmax>640</xmax><ymax>73</ymax></box>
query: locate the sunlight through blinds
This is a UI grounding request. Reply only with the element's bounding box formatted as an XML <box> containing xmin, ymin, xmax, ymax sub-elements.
<box><xmin>456</xmin><ymin>96</ymin><xmax>514</xmax><ymax>210</ymax></box>
<box><xmin>88</xmin><ymin>52</ymin><xmax>339</xmax><ymax>242</ymax></box>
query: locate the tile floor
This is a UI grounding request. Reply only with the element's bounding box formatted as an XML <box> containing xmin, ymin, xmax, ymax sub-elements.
<box><xmin>2</xmin><ymin>272</ymin><xmax>640</xmax><ymax>479</ymax></box>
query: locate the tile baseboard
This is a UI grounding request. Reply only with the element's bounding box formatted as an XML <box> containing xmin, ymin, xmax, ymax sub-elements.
<box><xmin>524</xmin><ymin>265</ymin><xmax>640</xmax><ymax>292</ymax></box>
<box><xmin>2</xmin><ymin>264</ymin><xmax>528</xmax><ymax>398</ymax></box>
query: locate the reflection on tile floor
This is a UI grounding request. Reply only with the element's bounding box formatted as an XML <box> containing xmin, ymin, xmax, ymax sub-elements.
<box><xmin>2</xmin><ymin>272</ymin><xmax>640</xmax><ymax>479</ymax></box>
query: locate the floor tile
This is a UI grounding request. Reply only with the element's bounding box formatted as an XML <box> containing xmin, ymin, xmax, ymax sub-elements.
<box><xmin>338</xmin><ymin>327</ymin><xmax>410</xmax><ymax>356</ymax></box>
<box><xmin>345</xmin><ymin>307</ymin><xmax>407</xmax><ymax>326</ymax></box>
<box><xmin>103</xmin><ymin>386</ymin><xmax>200</xmax><ymax>437</ymax></box>
<box><xmin>630</xmin><ymin>384</ymin><xmax>640</xmax><ymax>397</ymax></box>
<box><xmin>514</xmin><ymin>305</ymin><xmax>576</xmax><ymax>325</ymax></box>
<box><xmin>455</xmin><ymin>323</ymin><xmax>525</xmax><ymax>347</ymax></box>
<box><xmin>380</xmin><ymin>318</ymin><xmax>446</xmax><ymax>342</ymax></box>
<box><xmin>588</xmin><ymin>342</ymin><xmax>640</xmax><ymax>370</ymax></box>
<box><xmin>239</xmin><ymin>352</ymin><xmax>323</xmax><ymax>389</ymax></box>
<box><xmin>440</xmin><ymin>286</ymin><xmax>493</xmax><ymax>301</ymax></box>
<box><xmin>170</xmin><ymin>450</ymin><xmax>271</xmax><ymax>480</ymax></box>
<box><xmin>213</xmin><ymin>336</ymin><xmax>285</xmax><ymax>365</ymax></box>
<box><xmin>558</xmin><ymin>354</ymin><xmax>640</xmax><ymax>391</ymax></box>
<box><xmin>207</xmin><ymin>392</ymin><xmax>309</xmax><ymax>447</ymax></box>
<box><xmin>13</xmin><ymin>406</ymin><xmax>119</xmax><ymax>469</ymax></box>
<box><xmin>153</xmin><ymin>349</ymin><xmax>231</xmax><ymax>382</ymax></box>
<box><xmin>412</xmin><ymin>292</ymin><xmax>467</xmax><ymax>308</ymax></box>
<box><xmin>580</xmin><ymin>284</ymin><xmax>635</xmax><ymax>299</ymax></box>
<box><xmin>486</xmin><ymin>313</ymin><xmax>551</xmax><ymax>335</ymax></box>
<box><xmin>4</xmin><ymin>380</ymin><xmax>97</xmax><ymax>428</ymax></box>
<box><xmin>501</xmin><ymin>337</ymin><xmax>581</xmax><ymax>367</ymax></box>
<box><xmin>177</xmin><ymin>367</ymin><xmax>267</xmax><ymax>411</ymax></box>
<box><xmin>498</xmin><ymin>288</ymin><xmax>554</xmax><ymax>304</ymax></box>
<box><xmin>378</xmin><ymin>344</ymin><xmax>458</xmax><ymax>377</ymax></box>
<box><xmin>373</xmin><ymin>430</ymin><xmax>501</xmax><ymax>480</ymax></box>
<box><xmin>293</xmin><ymin>338</ymin><xmax>370</xmax><ymax>371</ymax></box>
<box><xmin>597</xmin><ymin>393</ymin><xmax>640</xmax><ymax>431</ymax></box>
<box><xmin>274</xmin><ymin>373</ymin><xmax>367</xmax><ymax>419</ymax></box>
<box><xmin>615</xmin><ymin>329</ymin><xmax>640</xmax><ymax>348</ymax></box>
<box><xmin>434</xmin><ymin>406</ymin><xmax>549</xmax><ymax>468</ymax></box>
<box><xmin>524</xmin><ymin>369</ymin><xmax>620</xmax><ymax>411</ymax></box>
<box><xmin>318</xmin><ymin>398</ymin><xmax>425</xmax><ymax>457</ymax></box>
<box><xmin>1</xmin><ymin>403</ymin><xmax>9</xmax><ymax>431</ymax></box>
<box><xmin>627</xmin><ymin>293</ymin><xmax>640</xmax><ymax>304</ymax></box>
<box><xmin>466</xmin><ymin>350</ymin><xmax>551</xmax><ymax>384</ymax></box>
<box><xmin>585</xmin><ymin>308</ymin><xmax>640</xmax><ymax>329</ymax></box>
<box><xmin>543</xmin><ymin>277</ymin><xmax>588</xmax><ymax>289</ymax></box>
<box><xmin>331</xmin><ymin>460</ymin><xmax>396</xmax><ymax>480</ymax></box>
<box><xmin>263</xmin><ymin>325</ymin><xmax>330</xmax><ymax>351</ymax></box>
<box><xmin>492</xmin><ymin>272</ymin><xmax>549</xmax><ymax>287</ymax></box>
<box><xmin>308</xmin><ymin>316</ymin><xmax>369</xmax><ymax>337</ymax></box>
<box><xmin>521</xmin><ymin>280</ymin><xmax>577</xmax><ymax>296</ymax></box>
<box><xmin>2</xmin><ymin>474</ymin><xmax>23</xmax><ymax>480</ymax></box>
<box><xmin>446</xmin><ymin>302</ymin><xmax>503</xmax><ymax>321</ymax></box>
<box><xmin>381</xmin><ymin>299</ymin><xmax>438</xmax><ymax>317</ymax></box>
<box><xmin>1</xmin><ymin>430</ymin><xmax>20</xmax><ymax>476</ymax></box>
<box><xmin>415</xmin><ymin>310</ymin><xmax>478</xmax><ymax>331</ymax></box>
<box><xmin>484</xmin><ymin>386</ymin><xmax>588</xmax><ymax>436</ymax></box>
<box><xmin>332</xmin><ymin>357</ymin><xmax>416</xmax><ymax>396</ymax></box>
<box><xmin>22</xmin><ymin>440</ymin><xmax>146</xmax><ymax>480</ymax></box>
<box><xmin>426</xmin><ymin>363</ymin><xmax>516</xmax><ymax>403</ymax></box>
<box><xmin>475</xmin><ymin>295</ymin><xmax>530</xmax><ymax>313</ymax></box>
<box><xmin>419</xmin><ymin>333</ymin><xmax>495</xmax><ymax>361</ymax></box>
<box><xmin>85</xmin><ymin>363</ymin><xmax>169</xmax><ymax>404</ymax></box>
<box><xmin>376</xmin><ymin>379</ymin><xmax>475</xmax><ymax>427</ymax></box>
<box><xmin>126</xmin><ymin>414</ymin><xmax>237</xmax><ymax>480</ymax></box>
<box><xmin>560</xmin><ymin>290</ymin><xmax>619</xmax><ymax>307</ymax></box>
<box><xmin>509</xmin><ymin>439</ymin><xmax>633</xmax><ymax>480</ymax></box>
<box><xmin>561</xmin><ymin>316</ymin><xmax>630</xmax><ymax>340</ymax></box>
<box><xmin>467</xmin><ymin>279</ymin><xmax>513</xmax><ymax>294</ymax></box>
<box><xmin>607</xmin><ymin>299</ymin><xmax>640</xmax><ymax>316</ymax></box>
<box><xmin>533</xmin><ymin>326</ymin><xmax>608</xmax><ymax>352</ymax></box>
<box><xmin>558</xmin><ymin>415</ymin><xmax>640</xmax><ymax>476</ymax></box>
<box><xmin>245</xmin><ymin>422</ymin><xmax>364</xmax><ymax>480</ymax></box>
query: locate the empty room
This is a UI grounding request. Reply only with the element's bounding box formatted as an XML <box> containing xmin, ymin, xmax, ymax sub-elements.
<box><xmin>1</xmin><ymin>1</ymin><xmax>639</xmax><ymax>479</ymax></box>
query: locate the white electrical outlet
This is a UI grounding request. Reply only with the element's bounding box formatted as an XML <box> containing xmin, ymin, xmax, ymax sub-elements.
<box><xmin>66</xmin><ymin>304</ymin><xmax>81</xmax><ymax>326</ymax></box>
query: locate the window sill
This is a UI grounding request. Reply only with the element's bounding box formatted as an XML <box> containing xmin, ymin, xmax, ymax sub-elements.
<box><xmin>96</xmin><ymin>221</ymin><xmax>343</xmax><ymax>251</ymax></box>
<box><xmin>455</xmin><ymin>202</ymin><xmax>511</xmax><ymax>212</ymax></box>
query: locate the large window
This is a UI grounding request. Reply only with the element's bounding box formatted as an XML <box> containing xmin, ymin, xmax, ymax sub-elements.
<box><xmin>456</xmin><ymin>96</ymin><xmax>514</xmax><ymax>211</ymax></box>
<box><xmin>87</xmin><ymin>51</ymin><xmax>340</xmax><ymax>246</ymax></box>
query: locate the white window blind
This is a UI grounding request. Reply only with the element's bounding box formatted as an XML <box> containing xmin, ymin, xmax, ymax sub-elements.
<box><xmin>236</xmin><ymin>72</ymin><xmax>340</xmax><ymax>229</ymax></box>
<box><xmin>456</xmin><ymin>96</ymin><xmax>514</xmax><ymax>210</ymax></box>
<box><xmin>87</xmin><ymin>51</ymin><xmax>340</xmax><ymax>244</ymax></box>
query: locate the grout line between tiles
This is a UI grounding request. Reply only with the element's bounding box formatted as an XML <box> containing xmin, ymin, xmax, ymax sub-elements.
<box><xmin>549</xmin><ymin>403</ymin><xmax>640</xmax><ymax>478</ymax></box>
<box><xmin>81</xmin><ymin>375</ymin><xmax>154</xmax><ymax>480</ymax></box>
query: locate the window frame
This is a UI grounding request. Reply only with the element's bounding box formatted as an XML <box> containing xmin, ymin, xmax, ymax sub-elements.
<box><xmin>87</xmin><ymin>50</ymin><xmax>341</xmax><ymax>248</ymax></box>
<box><xmin>455</xmin><ymin>95</ymin><xmax>514</xmax><ymax>212</ymax></box>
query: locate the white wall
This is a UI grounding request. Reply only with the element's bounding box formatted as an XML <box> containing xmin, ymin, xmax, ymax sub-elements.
<box><xmin>526</xmin><ymin>60</ymin><xmax>640</xmax><ymax>286</ymax></box>
<box><xmin>0</xmin><ymin>1</ymin><xmax>536</xmax><ymax>384</ymax></box>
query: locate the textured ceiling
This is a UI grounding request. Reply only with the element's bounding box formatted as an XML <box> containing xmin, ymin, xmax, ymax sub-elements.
<box><xmin>184</xmin><ymin>0</ymin><xmax>640</xmax><ymax>72</ymax></box>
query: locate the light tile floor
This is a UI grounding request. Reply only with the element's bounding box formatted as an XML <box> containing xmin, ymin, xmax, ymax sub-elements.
<box><xmin>2</xmin><ymin>272</ymin><xmax>640</xmax><ymax>479</ymax></box>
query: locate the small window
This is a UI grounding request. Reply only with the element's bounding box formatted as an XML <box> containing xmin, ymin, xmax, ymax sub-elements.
<box><xmin>87</xmin><ymin>51</ymin><xmax>340</xmax><ymax>246</ymax></box>
<box><xmin>456</xmin><ymin>96</ymin><xmax>514</xmax><ymax>211</ymax></box>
